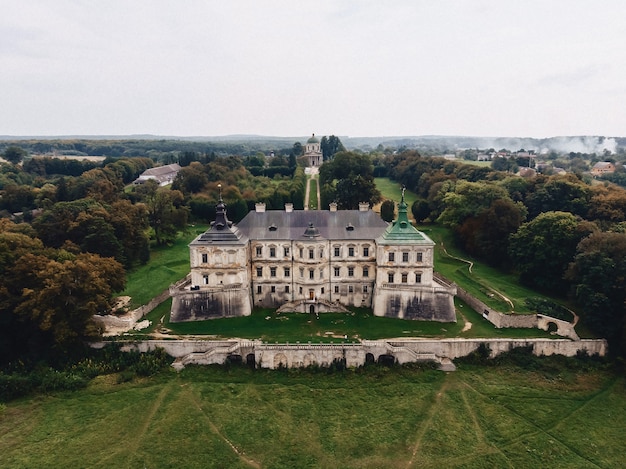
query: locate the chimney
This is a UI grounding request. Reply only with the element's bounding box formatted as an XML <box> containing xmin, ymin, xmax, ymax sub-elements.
<box><xmin>255</xmin><ymin>203</ymin><xmax>266</xmax><ymax>213</ymax></box>
<box><xmin>359</xmin><ymin>202</ymin><xmax>370</xmax><ymax>212</ymax></box>
<box><xmin>329</xmin><ymin>202</ymin><xmax>338</xmax><ymax>212</ymax></box>
<box><xmin>285</xmin><ymin>203</ymin><xmax>293</xmax><ymax>213</ymax></box>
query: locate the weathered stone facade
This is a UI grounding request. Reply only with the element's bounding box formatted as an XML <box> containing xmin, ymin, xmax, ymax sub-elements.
<box><xmin>170</xmin><ymin>191</ymin><xmax>456</xmax><ymax>322</ymax></box>
<box><xmin>107</xmin><ymin>338</ymin><xmax>608</xmax><ymax>370</ymax></box>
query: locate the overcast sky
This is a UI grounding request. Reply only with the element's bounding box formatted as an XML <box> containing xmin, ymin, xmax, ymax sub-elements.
<box><xmin>2</xmin><ymin>1</ymin><xmax>626</xmax><ymax>138</ymax></box>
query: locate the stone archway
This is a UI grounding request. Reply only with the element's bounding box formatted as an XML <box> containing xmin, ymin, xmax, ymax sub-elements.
<box><xmin>274</xmin><ymin>353</ymin><xmax>288</xmax><ymax>369</ymax></box>
<box><xmin>303</xmin><ymin>353</ymin><xmax>317</xmax><ymax>367</ymax></box>
<box><xmin>246</xmin><ymin>353</ymin><xmax>256</xmax><ymax>368</ymax></box>
<box><xmin>378</xmin><ymin>354</ymin><xmax>396</xmax><ymax>367</ymax></box>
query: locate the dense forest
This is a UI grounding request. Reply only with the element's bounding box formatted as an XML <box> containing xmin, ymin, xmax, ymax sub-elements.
<box><xmin>1</xmin><ymin>140</ymin><xmax>625</xmax><ymax>369</ymax></box>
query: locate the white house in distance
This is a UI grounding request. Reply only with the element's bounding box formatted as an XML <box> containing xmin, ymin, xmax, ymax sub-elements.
<box><xmin>170</xmin><ymin>188</ymin><xmax>457</xmax><ymax>323</ymax></box>
<box><xmin>133</xmin><ymin>163</ymin><xmax>181</xmax><ymax>186</ymax></box>
<box><xmin>305</xmin><ymin>134</ymin><xmax>323</xmax><ymax>167</ymax></box>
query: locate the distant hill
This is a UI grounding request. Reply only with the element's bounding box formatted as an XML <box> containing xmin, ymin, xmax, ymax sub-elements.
<box><xmin>1</xmin><ymin>134</ymin><xmax>623</xmax><ymax>154</ymax></box>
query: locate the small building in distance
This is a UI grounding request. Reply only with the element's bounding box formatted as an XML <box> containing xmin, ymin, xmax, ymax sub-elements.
<box><xmin>591</xmin><ymin>161</ymin><xmax>616</xmax><ymax>177</ymax></box>
<box><xmin>305</xmin><ymin>134</ymin><xmax>323</xmax><ymax>167</ymax></box>
<box><xmin>170</xmin><ymin>190</ymin><xmax>457</xmax><ymax>323</ymax></box>
<box><xmin>133</xmin><ymin>163</ymin><xmax>181</xmax><ymax>186</ymax></box>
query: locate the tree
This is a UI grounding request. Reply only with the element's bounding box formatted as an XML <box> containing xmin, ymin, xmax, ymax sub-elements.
<box><xmin>14</xmin><ymin>252</ymin><xmax>125</xmax><ymax>346</ymax></box>
<box><xmin>172</xmin><ymin>162</ymin><xmax>208</xmax><ymax>194</ymax></box>
<box><xmin>2</xmin><ymin>146</ymin><xmax>27</xmax><ymax>164</ymax></box>
<box><xmin>319</xmin><ymin>151</ymin><xmax>381</xmax><ymax>209</ymax></box>
<box><xmin>320</xmin><ymin>135</ymin><xmax>345</xmax><ymax>160</ymax></box>
<box><xmin>566</xmin><ymin>232</ymin><xmax>626</xmax><ymax>355</ymax></box>
<box><xmin>508</xmin><ymin>211</ymin><xmax>597</xmax><ymax>294</ymax></box>
<box><xmin>138</xmin><ymin>181</ymin><xmax>188</xmax><ymax>245</ymax></box>
<box><xmin>380</xmin><ymin>200</ymin><xmax>395</xmax><ymax>222</ymax></box>
<box><xmin>411</xmin><ymin>199</ymin><xmax>430</xmax><ymax>223</ymax></box>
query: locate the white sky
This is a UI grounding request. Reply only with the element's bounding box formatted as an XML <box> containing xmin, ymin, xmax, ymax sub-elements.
<box><xmin>2</xmin><ymin>0</ymin><xmax>626</xmax><ymax>138</ymax></box>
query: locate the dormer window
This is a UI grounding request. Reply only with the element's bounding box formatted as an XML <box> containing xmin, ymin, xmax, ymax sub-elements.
<box><xmin>346</xmin><ymin>223</ymin><xmax>354</xmax><ymax>231</ymax></box>
<box><xmin>269</xmin><ymin>224</ymin><xmax>277</xmax><ymax>231</ymax></box>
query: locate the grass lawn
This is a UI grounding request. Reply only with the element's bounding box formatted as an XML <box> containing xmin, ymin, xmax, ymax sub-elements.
<box><xmin>308</xmin><ymin>177</ymin><xmax>318</xmax><ymax>209</ymax></box>
<box><xmin>125</xmin><ymin>301</ymin><xmax>553</xmax><ymax>342</ymax></box>
<box><xmin>374</xmin><ymin>177</ymin><xmax>418</xmax><ymax>217</ymax></box>
<box><xmin>120</xmin><ymin>224</ymin><xmax>208</xmax><ymax>308</ymax></box>
<box><xmin>1</xmin><ymin>364</ymin><xmax>623</xmax><ymax>468</ymax></box>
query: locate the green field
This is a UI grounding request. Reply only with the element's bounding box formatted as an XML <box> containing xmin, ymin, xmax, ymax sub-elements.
<box><xmin>134</xmin><ymin>302</ymin><xmax>553</xmax><ymax>341</ymax></box>
<box><xmin>120</xmin><ymin>224</ymin><xmax>208</xmax><ymax>308</ymax></box>
<box><xmin>308</xmin><ymin>177</ymin><xmax>318</xmax><ymax>209</ymax></box>
<box><xmin>1</xmin><ymin>364</ymin><xmax>623</xmax><ymax>468</ymax></box>
<box><xmin>375</xmin><ymin>177</ymin><xmax>418</xmax><ymax>213</ymax></box>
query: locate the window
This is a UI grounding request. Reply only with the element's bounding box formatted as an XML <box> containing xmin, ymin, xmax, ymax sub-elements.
<box><xmin>402</xmin><ymin>252</ymin><xmax>409</xmax><ymax>262</ymax></box>
<box><xmin>334</xmin><ymin>247</ymin><xmax>340</xmax><ymax>257</ymax></box>
<box><xmin>321</xmin><ymin>287</ymin><xmax>325</xmax><ymax>294</ymax></box>
<box><xmin>389</xmin><ymin>252</ymin><xmax>395</xmax><ymax>262</ymax></box>
<box><xmin>308</xmin><ymin>249</ymin><xmax>314</xmax><ymax>259</ymax></box>
<box><xmin>334</xmin><ymin>267</ymin><xmax>340</xmax><ymax>277</ymax></box>
<box><xmin>270</xmin><ymin>267</ymin><xmax>277</xmax><ymax>277</ymax></box>
<box><xmin>270</xmin><ymin>247</ymin><xmax>276</xmax><ymax>257</ymax></box>
<box><xmin>334</xmin><ymin>285</ymin><xmax>339</xmax><ymax>293</ymax></box>
<box><xmin>284</xmin><ymin>247</ymin><xmax>290</xmax><ymax>257</ymax></box>
<box><xmin>202</xmin><ymin>253</ymin><xmax>208</xmax><ymax>263</ymax></box>
<box><xmin>309</xmin><ymin>269</ymin><xmax>314</xmax><ymax>279</ymax></box>
<box><xmin>401</xmin><ymin>273</ymin><xmax>408</xmax><ymax>283</ymax></box>
<box><xmin>348</xmin><ymin>267</ymin><xmax>354</xmax><ymax>277</ymax></box>
<box><xmin>388</xmin><ymin>273</ymin><xmax>395</xmax><ymax>283</ymax></box>
<box><xmin>257</xmin><ymin>285</ymin><xmax>262</xmax><ymax>294</ymax></box>
<box><xmin>320</xmin><ymin>269</ymin><xmax>324</xmax><ymax>279</ymax></box>
<box><xmin>300</xmin><ymin>268</ymin><xmax>304</xmax><ymax>278</ymax></box>
<box><xmin>363</xmin><ymin>247</ymin><xmax>369</xmax><ymax>257</ymax></box>
<box><xmin>256</xmin><ymin>246</ymin><xmax>262</xmax><ymax>256</ymax></box>
<box><xmin>203</xmin><ymin>275</ymin><xmax>209</xmax><ymax>285</ymax></box>
<box><xmin>298</xmin><ymin>248</ymin><xmax>304</xmax><ymax>258</ymax></box>
<box><xmin>299</xmin><ymin>287</ymin><xmax>303</xmax><ymax>294</ymax></box>
<box><xmin>348</xmin><ymin>285</ymin><xmax>354</xmax><ymax>293</ymax></box>
<box><xmin>271</xmin><ymin>286</ymin><xmax>276</xmax><ymax>293</ymax></box>
<box><xmin>284</xmin><ymin>267</ymin><xmax>290</xmax><ymax>277</ymax></box>
<box><xmin>416</xmin><ymin>252</ymin><xmax>423</xmax><ymax>262</ymax></box>
<box><xmin>285</xmin><ymin>285</ymin><xmax>290</xmax><ymax>293</ymax></box>
<box><xmin>363</xmin><ymin>267</ymin><xmax>369</xmax><ymax>278</ymax></box>
<box><xmin>256</xmin><ymin>267</ymin><xmax>262</xmax><ymax>277</ymax></box>
<box><xmin>362</xmin><ymin>285</ymin><xmax>368</xmax><ymax>293</ymax></box>
<box><xmin>415</xmin><ymin>273</ymin><xmax>422</xmax><ymax>283</ymax></box>
<box><xmin>320</xmin><ymin>249</ymin><xmax>324</xmax><ymax>258</ymax></box>
<box><xmin>348</xmin><ymin>247</ymin><xmax>355</xmax><ymax>257</ymax></box>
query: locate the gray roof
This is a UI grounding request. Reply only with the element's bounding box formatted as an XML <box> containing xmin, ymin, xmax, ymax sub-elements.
<box><xmin>235</xmin><ymin>210</ymin><xmax>389</xmax><ymax>241</ymax></box>
<box><xmin>142</xmin><ymin>163</ymin><xmax>181</xmax><ymax>177</ymax></box>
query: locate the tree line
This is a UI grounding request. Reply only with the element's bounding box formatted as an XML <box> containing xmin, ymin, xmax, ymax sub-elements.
<box><xmin>384</xmin><ymin>150</ymin><xmax>626</xmax><ymax>355</ymax></box>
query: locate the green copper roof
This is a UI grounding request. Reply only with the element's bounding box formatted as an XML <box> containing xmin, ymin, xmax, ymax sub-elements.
<box><xmin>377</xmin><ymin>190</ymin><xmax>434</xmax><ymax>245</ymax></box>
<box><xmin>307</xmin><ymin>133</ymin><xmax>320</xmax><ymax>143</ymax></box>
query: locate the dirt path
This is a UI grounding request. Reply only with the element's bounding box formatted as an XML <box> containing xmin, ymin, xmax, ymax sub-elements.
<box><xmin>183</xmin><ymin>387</ymin><xmax>261</xmax><ymax>468</ymax></box>
<box><xmin>406</xmin><ymin>375</ymin><xmax>451</xmax><ymax>467</ymax></box>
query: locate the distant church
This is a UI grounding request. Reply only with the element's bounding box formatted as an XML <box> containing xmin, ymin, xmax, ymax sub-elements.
<box><xmin>170</xmin><ymin>181</ymin><xmax>457</xmax><ymax>322</ymax></box>
<box><xmin>305</xmin><ymin>133</ymin><xmax>323</xmax><ymax>166</ymax></box>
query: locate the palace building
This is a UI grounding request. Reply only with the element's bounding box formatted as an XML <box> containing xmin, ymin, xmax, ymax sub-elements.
<box><xmin>170</xmin><ymin>190</ymin><xmax>457</xmax><ymax>323</ymax></box>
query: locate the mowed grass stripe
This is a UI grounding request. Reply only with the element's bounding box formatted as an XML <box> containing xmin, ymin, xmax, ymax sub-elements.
<box><xmin>0</xmin><ymin>367</ymin><xmax>623</xmax><ymax>468</ymax></box>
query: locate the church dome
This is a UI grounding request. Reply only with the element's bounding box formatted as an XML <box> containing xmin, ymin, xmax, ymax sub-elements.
<box><xmin>307</xmin><ymin>133</ymin><xmax>320</xmax><ymax>144</ymax></box>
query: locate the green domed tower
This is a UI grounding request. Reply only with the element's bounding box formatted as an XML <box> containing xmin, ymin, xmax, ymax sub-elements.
<box><xmin>305</xmin><ymin>133</ymin><xmax>323</xmax><ymax>166</ymax></box>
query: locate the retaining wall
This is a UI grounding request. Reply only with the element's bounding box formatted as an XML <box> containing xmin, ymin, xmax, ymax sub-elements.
<box><xmin>95</xmin><ymin>337</ymin><xmax>607</xmax><ymax>370</ymax></box>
